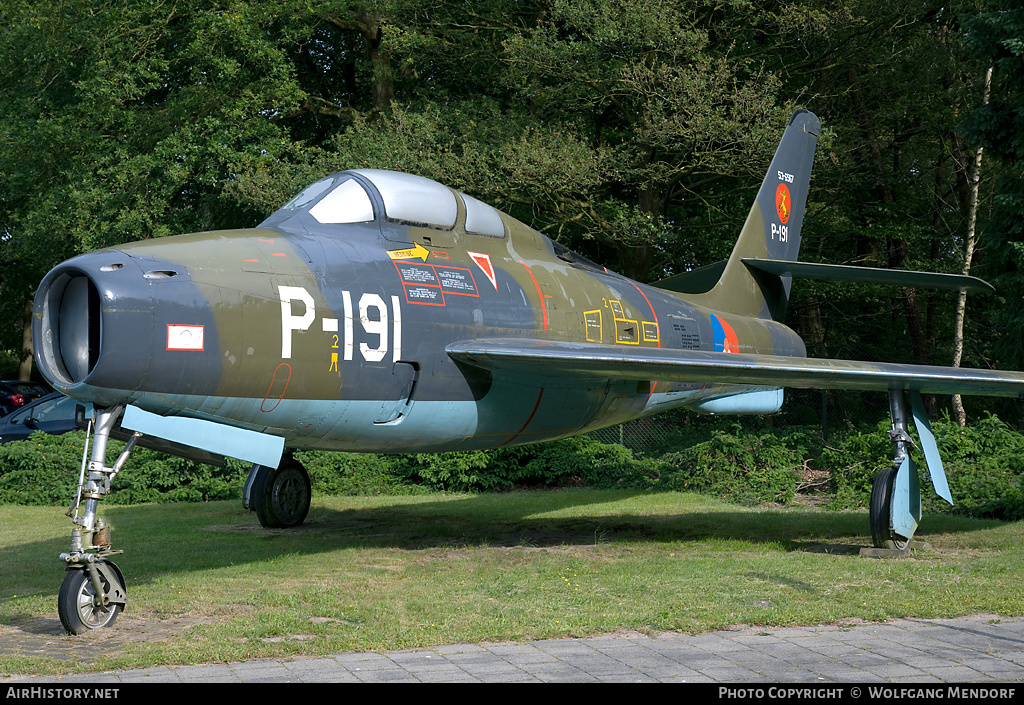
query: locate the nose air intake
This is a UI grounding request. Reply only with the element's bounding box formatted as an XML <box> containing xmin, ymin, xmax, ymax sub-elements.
<box><xmin>37</xmin><ymin>272</ymin><xmax>102</xmax><ymax>385</ymax></box>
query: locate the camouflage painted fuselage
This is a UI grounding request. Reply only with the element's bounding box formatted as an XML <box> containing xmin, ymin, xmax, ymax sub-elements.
<box><xmin>33</xmin><ymin>169</ymin><xmax>804</xmax><ymax>453</ymax></box>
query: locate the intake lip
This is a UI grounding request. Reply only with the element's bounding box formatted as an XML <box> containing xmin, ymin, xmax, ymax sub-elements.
<box><xmin>35</xmin><ymin>267</ymin><xmax>104</xmax><ymax>388</ymax></box>
<box><xmin>33</xmin><ymin>249</ymin><xmax>148</xmax><ymax>395</ymax></box>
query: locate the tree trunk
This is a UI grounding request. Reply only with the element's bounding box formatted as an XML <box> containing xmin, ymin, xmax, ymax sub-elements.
<box><xmin>324</xmin><ymin>12</ymin><xmax>394</xmax><ymax>112</ymax></box>
<box><xmin>19</xmin><ymin>297</ymin><xmax>33</xmax><ymax>381</ymax></box>
<box><xmin>952</xmin><ymin>66</ymin><xmax>993</xmax><ymax>427</ymax></box>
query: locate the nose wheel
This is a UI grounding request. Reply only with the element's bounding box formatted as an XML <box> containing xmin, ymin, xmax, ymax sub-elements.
<box><xmin>59</xmin><ymin>406</ymin><xmax>136</xmax><ymax>634</ymax></box>
<box><xmin>58</xmin><ymin>560</ymin><xmax>126</xmax><ymax>634</ymax></box>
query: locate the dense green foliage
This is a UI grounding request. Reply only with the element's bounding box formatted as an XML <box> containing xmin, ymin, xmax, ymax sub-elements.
<box><xmin>0</xmin><ymin>432</ymin><xmax>251</xmax><ymax>506</ymax></box>
<box><xmin>660</xmin><ymin>424</ymin><xmax>818</xmax><ymax>506</ymax></box>
<box><xmin>959</xmin><ymin>1</ymin><xmax>1024</xmax><ymax>370</ymax></box>
<box><xmin>303</xmin><ymin>435</ymin><xmax>653</xmax><ymax>493</ymax></box>
<box><xmin>5</xmin><ymin>414</ymin><xmax>1024</xmax><ymax>522</ymax></box>
<box><xmin>823</xmin><ymin>413</ymin><xmax>1024</xmax><ymax>520</ymax></box>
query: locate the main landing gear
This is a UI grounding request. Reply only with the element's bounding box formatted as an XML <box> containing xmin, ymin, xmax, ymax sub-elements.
<box><xmin>243</xmin><ymin>460</ymin><xmax>311</xmax><ymax>528</ymax></box>
<box><xmin>869</xmin><ymin>390</ymin><xmax>915</xmax><ymax>550</ymax></box>
<box><xmin>868</xmin><ymin>389</ymin><xmax>953</xmax><ymax>551</ymax></box>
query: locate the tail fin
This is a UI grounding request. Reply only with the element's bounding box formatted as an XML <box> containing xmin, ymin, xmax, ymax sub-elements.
<box><xmin>659</xmin><ymin>109</ymin><xmax>820</xmax><ymax>320</ymax></box>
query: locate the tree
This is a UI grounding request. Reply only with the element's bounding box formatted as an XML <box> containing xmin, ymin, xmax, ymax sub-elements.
<box><xmin>960</xmin><ymin>1</ymin><xmax>1024</xmax><ymax>375</ymax></box>
<box><xmin>0</xmin><ymin>1</ymin><xmax>308</xmax><ymax>368</ymax></box>
<box><xmin>953</xmin><ymin>66</ymin><xmax>993</xmax><ymax>427</ymax></box>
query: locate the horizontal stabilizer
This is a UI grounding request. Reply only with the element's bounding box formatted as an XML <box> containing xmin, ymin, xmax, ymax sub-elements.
<box><xmin>448</xmin><ymin>338</ymin><xmax>1024</xmax><ymax>398</ymax></box>
<box><xmin>743</xmin><ymin>259</ymin><xmax>994</xmax><ymax>293</ymax></box>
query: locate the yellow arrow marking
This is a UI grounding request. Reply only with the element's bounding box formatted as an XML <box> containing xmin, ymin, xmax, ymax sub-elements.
<box><xmin>386</xmin><ymin>242</ymin><xmax>430</xmax><ymax>262</ymax></box>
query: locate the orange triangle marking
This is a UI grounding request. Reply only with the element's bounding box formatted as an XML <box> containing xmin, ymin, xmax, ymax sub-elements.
<box><xmin>467</xmin><ymin>251</ymin><xmax>497</xmax><ymax>290</ymax></box>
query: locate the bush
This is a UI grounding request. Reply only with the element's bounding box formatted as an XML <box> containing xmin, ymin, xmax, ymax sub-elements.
<box><xmin>818</xmin><ymin>420</ymin><xmax>893</xmax><ymax>510</ymax></box>
<box><xmin>819</xmin><ymin>413</ymin><xmax>1024</xmax><ymax>520</ymax></box>
<box><xmin>0</xmin><ymin>431</ymin><xmax>249</xmax><ymax>505</ymax></box>
<box><xmin>5</xmin><ymin>412</ymin><xmax>1023</xmax><ymax>522</ymax></box>
<box><xmin>932</xmin><ymin>413</ymin><xmax>1024</xmax><ymax>520</ymax></box>
<box><xmin>105</xmin><ymin>448</ymin><xmax>249</xmax><ymax>505</ymax></box>
<box><xmin>0</xmin><ymin>431</ymin><xmax>655</xmax><ymax>503</ymax></box>
<box><xmin>657</xmin><ymin>424</ymin><xmax>816</xmax><ymax>505</ymax></box>
<box><xmin>293</xmin><ymin>450</ymin><xmax>429</xmax><ymax>496</ymax></box>
<box><xmin>0</xmin><ymin>431</ymin><xmax>85</xmax><ymax>505</ymax></box>
<box><xmin>388</xmin><ymin>436</ymin><xmax>659</xmax><ymax>492</ymax></box>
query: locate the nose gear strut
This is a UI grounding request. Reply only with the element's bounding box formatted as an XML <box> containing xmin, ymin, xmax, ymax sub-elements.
<box><xmin>59</xmin><ymin>406</ymin><xmax>139</xmax><ymax>634</ymax></box>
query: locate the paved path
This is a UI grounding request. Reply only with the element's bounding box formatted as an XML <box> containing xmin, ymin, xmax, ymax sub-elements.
<box><xmin>5</xmin><ymin>615</ymin><xmax>1024</xmax><ymax>683</ymax></box>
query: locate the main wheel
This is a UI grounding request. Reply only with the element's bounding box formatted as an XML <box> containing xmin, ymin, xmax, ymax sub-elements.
<box><xmin>58</xmin><ymin>561</ymin><xmax>125</xmax><ymax>635</ymax></box>
<box><xmin>252</xmin><ymin>462</ymin><xmax>311</xmax><ymax>528</ymax></box>
<box><xmin>869</xmin><ymin>464</ymin><xmax>911</xmax><ymax>550</ymax></box>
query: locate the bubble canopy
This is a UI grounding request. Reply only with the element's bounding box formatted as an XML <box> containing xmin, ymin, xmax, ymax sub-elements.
<box><xmin>279</xmin><ymin>169</ymin><xmax>505</xmax><ymax>237</ymax></box>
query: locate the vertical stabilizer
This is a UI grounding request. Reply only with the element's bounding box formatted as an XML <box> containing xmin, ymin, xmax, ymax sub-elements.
<box><xmin>678</xmin><ymin>109</ymin><xmax>820</xmax><ymax>320</ymax></box>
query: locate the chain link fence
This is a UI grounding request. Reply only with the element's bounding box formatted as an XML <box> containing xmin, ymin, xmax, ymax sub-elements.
<box><xmin>587</xmin><ymin>389</ymin><xmax>896</xmax><ymax>457</ymax></box>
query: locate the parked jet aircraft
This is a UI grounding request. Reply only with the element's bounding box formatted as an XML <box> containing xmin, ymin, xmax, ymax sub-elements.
<box><xmin>33</xmin><ymin>109</ymin><xmax>1024</xmax><ymax>634</ymax></box>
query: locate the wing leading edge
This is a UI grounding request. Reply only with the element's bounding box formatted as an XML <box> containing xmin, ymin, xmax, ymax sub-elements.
<box><xmin>447</xmin><ymin>339</ymin><xmax>1024</xmax><ymax>398</ymax></box>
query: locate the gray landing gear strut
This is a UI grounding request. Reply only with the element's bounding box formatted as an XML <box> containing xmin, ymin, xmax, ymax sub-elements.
<box><xmin>869</xmin><ymin>390</ymin><xmax>954</xmax><ymax>551</ymax></box>
<box><xmin>59</xmin><ymin>406</ymin><xmax>139</xmax><ymax>634</ymax></box>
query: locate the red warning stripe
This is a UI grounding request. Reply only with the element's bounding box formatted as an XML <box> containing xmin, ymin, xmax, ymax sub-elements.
<box><xmin>499</xmin><ymin>388</ymin><xmax>545</xmax><ymax>447</ymax></box>
<box><xmin>519</xmin><ymin>261</ymin><xmax>548</xmax><ymax>331</ymax></box>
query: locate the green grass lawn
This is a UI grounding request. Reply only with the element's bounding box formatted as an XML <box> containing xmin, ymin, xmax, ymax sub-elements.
<box><xmin>2</xmin><ymin>489</ymin><xmax>1023</xmax><ymax>675</ymax></box>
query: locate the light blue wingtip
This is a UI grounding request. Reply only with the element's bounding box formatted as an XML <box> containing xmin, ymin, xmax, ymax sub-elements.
<box><xmin>909</xmin><ymin>391</ymin><xmax>954</xmax><ymax>506</ymax></box>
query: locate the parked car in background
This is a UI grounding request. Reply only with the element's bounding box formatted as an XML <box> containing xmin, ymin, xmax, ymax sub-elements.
<box><xmin>0</xmin><ymin>380</ymin><xmax>52</xmax><ymax>417</ymax></box>
<box><xmin>0</xmin><ymin>392</ymin><xmax>92</xmax><ymax>444</ymax></box>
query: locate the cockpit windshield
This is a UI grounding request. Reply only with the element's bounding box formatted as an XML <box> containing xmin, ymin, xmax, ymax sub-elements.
<box><xmin>277</xmin><ymin>170</ymin><xmax>506</xmax><ymax>238</ymax></box>
<box><xmin>282</xmin><ymin>178</ymin><xmax>335</xmax><ymax>211</ymax></box>
<box><xmin>309</xmin><ymin>179</ymin><xmax>374</xmax><ymax>224</ymax></box>
<box><xmin>461</xmin><ymin>192</ymin><xmax>505</xmax><ymax>237</ymax></box>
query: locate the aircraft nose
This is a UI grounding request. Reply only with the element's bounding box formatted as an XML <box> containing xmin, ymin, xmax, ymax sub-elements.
<box><xmin>33</xmin><ymin>249</ymin><xmax>220</xmax><ymax>405</ymax></box>
<box><xmin>35</xmin><ymin>251</ymin><xmax>129</xmax><ymax>390</ymax></box>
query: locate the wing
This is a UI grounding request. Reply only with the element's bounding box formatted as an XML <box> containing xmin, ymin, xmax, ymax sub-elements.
<box><xmin>447</xmin><ymin>338</ymin><xmax>1024</xmax><ymax>398</ymax></box>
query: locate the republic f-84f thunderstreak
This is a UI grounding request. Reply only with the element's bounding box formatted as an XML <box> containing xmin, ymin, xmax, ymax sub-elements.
<box><xmin>33</xmin><ymin>110</ymin><xmax>1024</xmax><ymax>633</ymax></box>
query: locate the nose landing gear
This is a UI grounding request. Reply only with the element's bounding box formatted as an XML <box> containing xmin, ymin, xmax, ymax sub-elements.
<box><xmin>59</xmin><ymin>406</ymin><xmax>138</xmax><ymax>634</ymax></box>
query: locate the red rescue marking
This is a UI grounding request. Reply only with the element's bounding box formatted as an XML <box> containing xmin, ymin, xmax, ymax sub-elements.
<box><xmin>468</xmin><ymin>251</ymin><xmax>498</xmax><ymax>290</ymax></box>
<box><xmin>645</xmin><ymin>381</ymin><xmax>658</xmax><ymax>407</ymax></box>
<box><xmin>261</xmin><ymin>363</ymin><xmax>292</xmax><ymax>413</ymax></box>
<box><xmin>629</xmin><ymin>281</ymin><xmax>660</xmax><ymax>348</ymax></box>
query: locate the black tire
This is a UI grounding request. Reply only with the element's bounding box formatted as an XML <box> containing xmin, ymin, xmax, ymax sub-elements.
<box><xmin>58</xmin><ymin>562</ymin><xmax>125</xmax><ymax>635</ymax></box>
<box><xmin>252</xmin><ymin>462</ymin><xmax>311</xmax><ymax>528</ymax></box>
<box><xmin>869</xmin><ymin>464</ymin><xmax>911</xmax><ymax>550</ymax></box>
